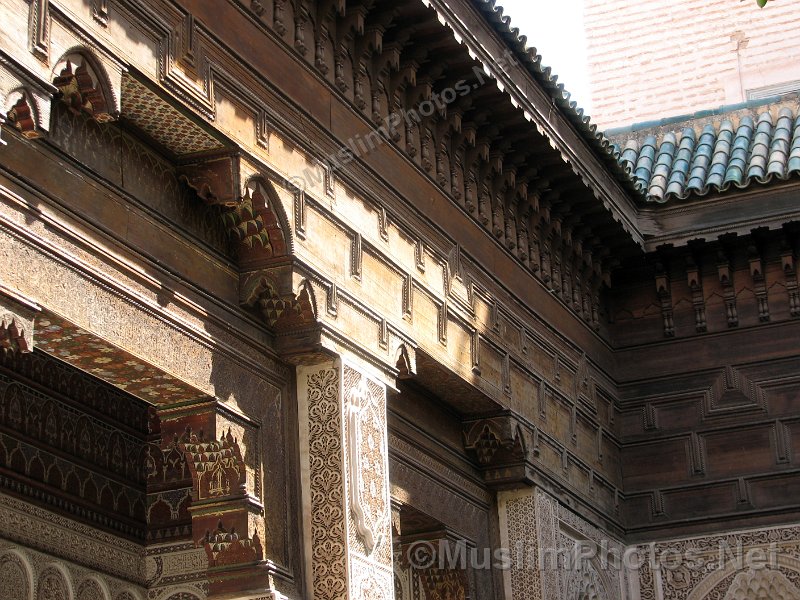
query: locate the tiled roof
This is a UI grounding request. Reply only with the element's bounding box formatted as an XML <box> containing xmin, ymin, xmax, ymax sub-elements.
<box><xmin>474</xmin><ymin>1</ymin><xmax>645</xmax><ymax>200</ymax></box>
<box><xmin>614</xmin><ymin>107</ymin><xmax>800</xmax><ymax>203</ymax></box>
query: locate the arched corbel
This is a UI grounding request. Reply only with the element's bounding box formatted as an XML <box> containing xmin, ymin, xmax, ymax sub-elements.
<box><xmin>52</xmin><ymin>50</ymin><xmax>119</xmax><ymax>122</ymax></box>
<box><xmin>240</xmin><ymin>270</ymin><xmax>322</xmax><ymax>362</ymax></box>
<box><xmin>4</xmin><ymin>89</ymin><xmax>45</xmax><ymax>139</ymax></box>
<box><xmin>240</xmin><ymin>272</ymin><xmax>315</xmax><ymax>329</ymax></box>
<box><xmin>463</xmin><ymin>412</ymin><xmax>535</xmax><ymax>488</ymax></box>
<box><xmin>394</xmin><ymin>343</ymin><xmax>417</xmax><ymax>380</ymax></box>
<box><xmin>0</xmin><ymin>284</ymin><xmax>40</xmax><ymax>353</ymax></box>
<box><xmin>223</xmin><ymin>177</ymin><xmax>291</xmax><ymax>267</ymax></box>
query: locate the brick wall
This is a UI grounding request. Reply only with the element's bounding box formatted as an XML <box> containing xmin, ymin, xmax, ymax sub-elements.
<box><xmin>585</xmin><ymin>0</ymin><xmax>800</xmax><ymax>129</ymax></box>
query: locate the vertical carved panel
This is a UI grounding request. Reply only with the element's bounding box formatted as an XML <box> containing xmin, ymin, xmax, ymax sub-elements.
<box><xmin>299</xmin><ymin>361</ymin><xmax>393</xmax><ymax>600</ymax></box>
<box><xmin>502</xmin><ymin>491</ymin><xmax>543</xmax><ymax>600</ymax></box>
<box><xmin>343</xmin><ymin>364</ymin><xmax>393</xmax><ymax>599</ymax></box>
<box><xmin>305</xmin><ymin>366</ymin><xmax>347</xmax><ymax>600</ymax></box>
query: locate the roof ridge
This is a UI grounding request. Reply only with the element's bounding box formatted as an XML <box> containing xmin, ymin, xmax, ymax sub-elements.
<box><xmin>604</xmin><ymin>95</ymin><xmax>794</xmax><ymax>136</ymax></box>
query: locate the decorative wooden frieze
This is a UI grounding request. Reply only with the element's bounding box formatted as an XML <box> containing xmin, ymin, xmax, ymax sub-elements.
<box><xmin>574</xmin><ymin>352</ymin><xmax>594</xmax><ymax>408</ymax></box>
<box><xmin>686</xmin><ymin>255</ymin><xmax>707</xmax><ymax>332</ymax></box>
<box><xmin>736</xmin><ymin>477</ymin><xmax>752</xmax><ymax>507</ymax></box>
<box><xmin>716</xmin><ymin>250</ymin><xmax>738</xmax><ymax>327</ymax></box>
<box><xmin>437</xmin><ymin>301</ymin><xmax>447</xmax><ymax>345</ymax></box>
<box><xmin>415</xmin><ymin>239</ymin><xmax>425</xmax><ymax>272</ymax></box>
<box><xmin>748</xmin><ymin>244</ymin><xmax>770</xmax><ymax>322</ymax></box>
<box><xmin>378</xmin><ymin>319</ymin><xmax>388</xmax><ymax>350</ymax></box>
<box><xmin>378</xmin><ymin>207</ymin><xmax>390</xmax><ymax>241</ymax></box>
<box><xmin>502</xmin><ymin>353</ymin><xmax>511</xmax><ymax>396</ymax></box>
<box><xmin>596</xmin><ymin>426</ymin><xmax>604</xmax><ymax>464</ymax></box>
<box><xmin>256</xmin><ymin>109</ymin><xmax>271</xmax><ymax>149</ymax></box>
<box><xmin>91</xmin><ymin>0</ymin><xmax>108</xmax><ymax>26</ymax></box>
<box><xmin>643</xmin><ymin>403</ymin><xmax>658</xmax><ymax>431</ymax></box>
<box><xmin>705</xmin><ymin>365</ymin><xmax>767</xmax><ymax>417</ymax></box>
<box><xmin>780</xmin><ymin>243</ymin><xmax>800</xmax><ymax>318</ymax></box>
<box><xmin>350</xmin><ymin>233</ymin><xmax>363</xmax><ymax>281</ymax></box>
<box><xmin>293</xmin><ymin>186</ymin><xmax>306</xmax><ymax>240</ymax></box>
<box><xmin>539</xmin><ymin>379</ymin><xmax>548</xmax><ymax>420</ymax></box>
<box><xmin>688</xmin><ymin>432</ymin><xmax>706</xmax><ymax>477</ymax></box>
<box><xmin>651</xmin><ymin>490</ymin><xmax>666</xmax><ymax>518</ymax></box>
<box><xmin>402</xmin><ymin>273</ymin><xmax>413</xmax><ymax>321</ymax></box>
<box><xmin>470</xmin><ymin>331</ymin><xmax>481</xmax><ymax>375</ymax></box>
<box><xmin>175</xmin><ymin>13</ymin><xmax>198</xmax><ymax>73</ymax></box>
<box><xmin>654</xmin><ymin>262</ymin><xmax>674</xmax><ymax>337</ymax></box>
<box><xmin>326</xmin><ymin>281</ymin><xmax>339</xmax><ymax>316</ymax></box>
<box><xmin>773</xmin><ymin>420</ymin><xmax>791</xmax><ymax>465</ymax></box>
<box><xmin>178</xmin><ymin>153</ymin><xmax>240</xmax><ymax>207</ymax></box>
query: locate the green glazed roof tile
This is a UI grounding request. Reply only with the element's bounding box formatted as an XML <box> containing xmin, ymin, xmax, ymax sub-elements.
<box><xmin>617</xmin><ymin>107</ymin><xmax>800</xmax><ymax>203</ymax></box>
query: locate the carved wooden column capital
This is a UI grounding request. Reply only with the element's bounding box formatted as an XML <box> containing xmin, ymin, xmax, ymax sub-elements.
<box><xmin>463</xmin><ymin>412</ymin><xmax>537</xmax><ymax>489</ymax></box>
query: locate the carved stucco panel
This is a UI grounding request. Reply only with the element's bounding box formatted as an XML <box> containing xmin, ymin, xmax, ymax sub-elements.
<box><xmin>501</xmin><ymin>490</ymin><xmax>542</xmax><ymax>600</ymax></box>
<box><xmin>303</xmin><ymin>365</ymin><xmax>347</xmax><ymax>600</ymax></box>
<box><xmin>299</xmin><ymin>361</ymin><xmax>393</xmax><ymax>600</ymax></box>
<box><xmin>636</xmin><ymin>524</ymin><xmax>800</xmax><ymax>600</ymax></box>
<box><xmin>0</xmin><ymin>548</ymin><xmax>33</xmax><ymax>600</ymax></box>
<box><xmin>535</xmin><ymin>490</ymin><xmax>561</xmax><ymax>600</ymax></box>
<box><xmin>343</xmin><ymin>365</ymin><xmax>391</xmax><ymax>562</ymax></box>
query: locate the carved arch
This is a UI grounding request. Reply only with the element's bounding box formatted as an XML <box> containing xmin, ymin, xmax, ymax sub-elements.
<box><xmin>0</xmin><ymin>548</ymin><xmax>34</xmax><ymax>600</ymax></box>
<box><xmin>36</xmin><ymin>562</ymin><xmax>74</xmax><ymax>600</ymax></box>
<box><xmin>686</xmin><ymin>552</ymin><xmax>800</xmax><ymax>600</ymax></box>
<box><xmin>51</xmin><ymin>49</ymin><xmax>117</xmax><ymax>122</ymax></box>
<box><xmin>75</xmin><ymin>575</ymin><xmax>111</xmax><ymax>600</ymax></box>
<box><xmin>113</xmin><ymin>589</ymin><xmax>143</xmax><ymax>600</ymax></box>
<box><xmin>4</xmin><ymin>88</ymin><xmax>45</xmax><ymax>139</ymax></box>
<box><xmin>164</xmin><ymin>591</ymin><xmax>202</xmax><ymax>600</ymax></box>
<box><xmin>239</xmin><ymin>271</ymin><xmax>316</xmax><ymax>330</ymax></box>
<box><xmin>224</xmin><ymin>176</ymin><xmax>294</xmax><ymax>268</ymax></box>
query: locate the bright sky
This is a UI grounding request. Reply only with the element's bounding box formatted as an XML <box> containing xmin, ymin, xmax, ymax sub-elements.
<box><xmin>495</xmin><ymin>0</ymin><xmax>592</xmax><ymax>113</ymax></box>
